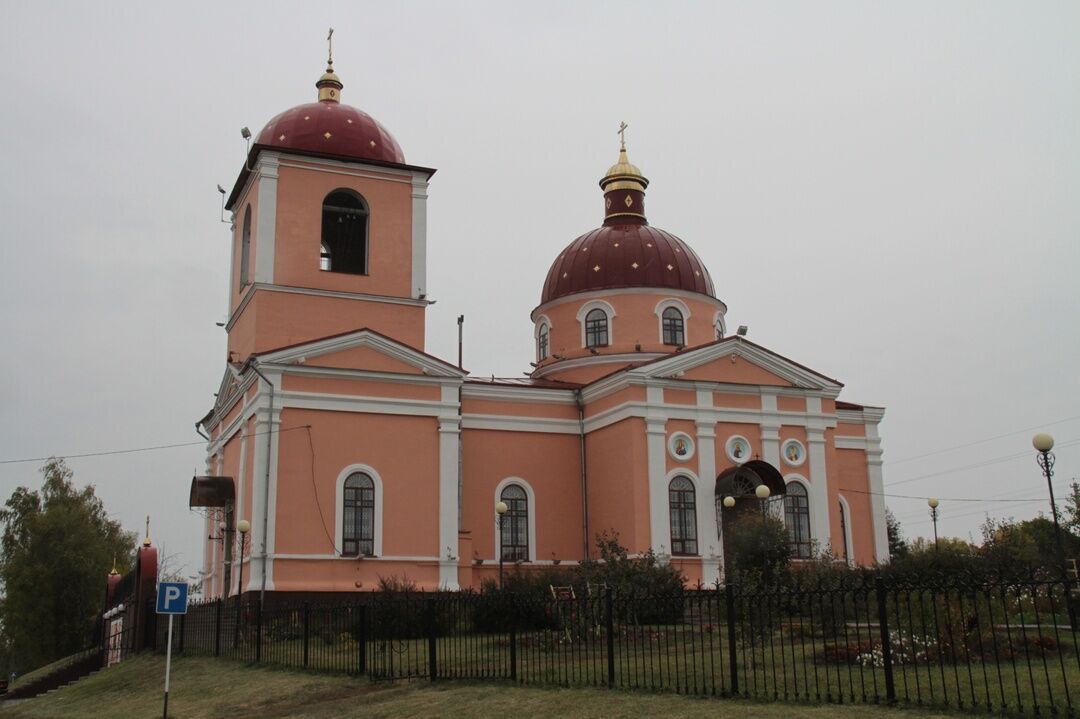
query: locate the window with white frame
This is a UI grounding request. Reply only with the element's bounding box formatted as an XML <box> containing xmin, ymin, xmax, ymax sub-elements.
<box><xmin>668</xmin><ymin>476</ymin><xmax>698</xmax><ymax>555</ymax></box>
<box><xmin>342</xmin><ymin>472</ymin><xmax>375</xmax><ymax>556</ymax></box>
<box><xmin>499</xmin><ymin>484</ymin><xmax>529</xmax><ymax>561</ymax></box>
<box><xmin>784</xmin><ymin>482</ymin><xmax>812</xmax><ymax>559</ymax></box>
<box><xmin>584</xmin><ymin>308</ymin><xmax>609</xmax><ymax>348</ymax></box>
<box><xmin>537</xmin><ymin>323</ymin><xmax>549</xmax><ymax>361</ymax></box>
<box><xmin>662</xmin><ymin>307</ymin><xmax>685</xmax><ymax>346</ymax></box>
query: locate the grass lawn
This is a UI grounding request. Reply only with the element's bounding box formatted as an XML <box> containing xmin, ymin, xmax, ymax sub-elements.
<box><xmin>0</xmin><ymin>654</ymin><xmax>969</xmax><ymax>719</ymax></box>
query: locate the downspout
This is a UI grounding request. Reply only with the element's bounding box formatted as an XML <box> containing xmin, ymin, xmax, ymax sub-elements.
<box><xmin>248</xmin><ymin>361</ymin><xmax>274</xmax><ymax>607</ymax></box>
<box><xmin>195</xmin><ymin>422</ymin><xmax>210</xmax><ymax>441</ymax></box>
<box><xmin>576</xmin><ymin>389</ymin><xmax>590</xmax><ymax>560</ymax></box>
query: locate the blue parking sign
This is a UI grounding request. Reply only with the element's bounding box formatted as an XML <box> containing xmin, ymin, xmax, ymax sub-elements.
<box><xmin>156</xmin><ymin>582</ymin><xmax>189</xmax><ymax>615</ymax></box>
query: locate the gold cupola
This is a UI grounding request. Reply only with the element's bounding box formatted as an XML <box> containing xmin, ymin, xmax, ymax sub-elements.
<box><xmin>600</xmin><ymin>122</ymin><xmax>649</xmax><ymax>224</ymax></box>
<box><xmin>316</xmin><ymin>28</ymin><xmax>343</xmax><ymax>102</ymax></box>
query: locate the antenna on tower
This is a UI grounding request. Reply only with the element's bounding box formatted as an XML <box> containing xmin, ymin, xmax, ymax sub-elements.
<box><xmin>217</xmin><ymin>184</ymin><xmax>231</xmax><ymax>223</ymax></box>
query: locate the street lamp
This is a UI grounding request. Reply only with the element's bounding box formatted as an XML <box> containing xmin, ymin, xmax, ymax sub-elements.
<box><xmin>927</xmin><ymin>498</ymin><xmax>940</xmax><ymax>550</ymax></box>
<box><xmin>495</xmin><ymin>501</ymin><xmax>508</xmax><ymax>588</ymax></box>
<box><xmin>234</xmin><ymin>519</ymin><xmax>250</xmax><ymax>646</ymax></box>
<box><xmin>1033</xmin><ymin>433</ymin><xmax>1066</xmax><ymax>574</ymax></box>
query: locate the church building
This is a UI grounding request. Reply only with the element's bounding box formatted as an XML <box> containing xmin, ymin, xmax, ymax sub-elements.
<box><xmin>193</xmin><ymin>52</ymin><xmax>888</xmax><ymax>598</ymax></box>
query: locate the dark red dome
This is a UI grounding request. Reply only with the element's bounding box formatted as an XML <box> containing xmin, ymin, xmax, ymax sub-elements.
<box><xmin>253</xmin><ymin>100</ymin><xmax>405</xmax><ymax>165</ymax></box>
<box><xmin>540</xmin><ymin>224</ymin><xmax>715</xmax><ymax>305</ymax></box>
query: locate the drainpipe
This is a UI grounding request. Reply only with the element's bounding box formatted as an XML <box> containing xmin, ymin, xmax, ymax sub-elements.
<box><xmin>195</xmin><ymin>422</ymin><xmax>210</xmax><ymax>441</ymax></box>
<box><xmin>248</xmin><ymin>360</ymin><xmax>274</xmax><ymax>607</ymax></box>
<box><xmin>576</xmin><ymin>389</ymin><xmax>590</xmax><ymax>560</ymax></box>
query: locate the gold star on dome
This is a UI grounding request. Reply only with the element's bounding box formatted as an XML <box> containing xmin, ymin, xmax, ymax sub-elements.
<box><xmin>613</xmin><ymin>242</ymin><xmax>619</xmax><ymax>247</ymax></box>
<box><xmin>279</xmin><ymin>134</ymin><xmax>286</xmax><ymax>141</ymax></box>
<box><xmin>646</xmin><ymin>243</ymin><xmax>653</xmax><ymax>248</ymax></box>
<box><xmin>563</xmin><ymin>272</ymin><xmax>569</xmax><ymax>278</ymax></box>
<box><xmin>324</xmin><ymin>132</ymin><xmax>333</xmax><ymax>139</ymax></box>
<box><xmin>674</xmin><ymin>247</ymin><xmax>681</xmax><ymax>253</ymax></box>
<box><xmin>694</xmin><ymin>270</ymin><xmax>701</xmax><ymax>276</ymax></box>
<box><xmin>631</xmin><ymin>262</ymin><xmax>639</xmax><ymax>269</ymax></box>
<box><xmin>581</xmin><ymin>246</ymin><xmax>588</xmax><ymax>251</ymax></box>
<box><xmin>667</xmin><ymin>264</ymin><xmax>674</xmax><ymax>271</ymax></box>
<box><xmin>370</xmin><ymin>140</ymin><xmax>376</xmax><ymax>148</ymax></box>
<box><xmin>304</xmin><ymin>115</ymin><xmax>310</xmax><ymax>121</ymax></box>
<box><xmin>347</xmin><ymin>119</ymin><xmax>353</xmax><ymax>124</ymax></box>
<box><xmin>593</xmin><ymin>265</ymin><xmax>601</xmax><ymax>272</ymax></box>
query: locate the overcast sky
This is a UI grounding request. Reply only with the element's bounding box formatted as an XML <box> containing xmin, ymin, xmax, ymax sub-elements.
<box><xmin>1</xmin><ymin>2</ymin><xmax>1077</xmax><ymax>582</ymax></box>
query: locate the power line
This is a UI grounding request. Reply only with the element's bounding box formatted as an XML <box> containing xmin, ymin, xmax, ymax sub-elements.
<box><xmin>884</xmin><ymin>437</ymin><xmax>1080</xmax><ymax>488</ymax></box>
<box><xmin>885</xmin><ymin>414</ymin><xmax>1080</xmax><ymax>467</ymax></box>
<box><xmin>0</xmin><ymin>426</ymin><xmax>310</xmax><ymax>465</ymax></box>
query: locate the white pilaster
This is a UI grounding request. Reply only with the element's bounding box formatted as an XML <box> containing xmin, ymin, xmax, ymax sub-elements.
<box><xmin>248</xmin><ymin>400</ymin><xmax>280</xmax><ymax>593</ymax></box>
<box><xmin>760</xmin><ymin>392</ymin><xmax>783</xmax><ymax>520</ymax></box>
<box><xmin>806</xmin><ymin>427</ymin><xmax>832</xmax><ymax>557</ymax></box>
<box><xmin>695</xmin><ymin>417</ymin><xmax>720</xmax><ymax>585</ymax></box>
<box><xmin>438</xmin><ymin>418</ymin><xmax>461</xmax><ymax>589</ymax></box>
<box><xmin>646</xmin><ymin>417</ymin><xmax>669</xmax><ymax>557</ymax></box>
<box><xmin>411</xmin><ymin>173</ymin><xmax>429</xmax><ymax>299</ymax></box>
<box><xmin>253</xmin><ymin>153</ymin><xmax>279</xmax><ymax>285</ymax></box>
<box><xmin>865</xmin><ymin>416</ymin><xmax>889</xmax><ymax>562</ymax></box>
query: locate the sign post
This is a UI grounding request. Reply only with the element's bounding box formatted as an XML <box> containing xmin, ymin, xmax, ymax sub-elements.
<box><xmin>155</xmin><ymin>582</ymin><xmax>189</xmax><ymax>719</ymax></box>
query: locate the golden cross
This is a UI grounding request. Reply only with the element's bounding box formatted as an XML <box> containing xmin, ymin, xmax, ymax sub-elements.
<box><xmin>617</xmin><ymin>121</ymin><xmax>628</xmax><ymax>150</ymax></box>
<box><xmin>327</xmin><ymin>27</ymin><xmax>335</xmax><ymax>65</ymax></box>
<box><xmin>144</xmin><ymin>515</ymin><xmax>150</xmax><ymax>540</ymax></box>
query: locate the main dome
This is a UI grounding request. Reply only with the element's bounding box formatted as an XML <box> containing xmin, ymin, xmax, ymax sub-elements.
<box><xmin>539</xmin><ymin>140</ymin><xmax>715</xmax><ymax>305</ymax></box>
<box><xmin>253</xmin><ymin>101</ymin><xmax>405</xmax><ymax>166</ymax></box>
<box><xmin>540</xmin><ymin>224</ymin><xmax>715</xmax><ymax>305</ymax></box>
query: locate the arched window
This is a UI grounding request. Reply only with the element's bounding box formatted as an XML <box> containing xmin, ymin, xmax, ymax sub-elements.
<box><xmin>662</xmin><ymin>307</ymin><xmax>685</xmax><ymax>346</ymax></box>
<box><xmin>239</xmin><ymin>205</ymin><xmax>252</xmax><ymax>287</ymax></box>
<box><xmin>784</xmin><ymin>482</ymin><xmax>812</xmax><ymax>559</ymax></box>
<box><xmin>342</xmin><ymin>472</ymin><xmax>375</xmax><ymax>556</ymax></box>
<box><xmin>499</xmin><ymin>484</ymin><xmax>529</xmax><ymax>561</ymax></box>
<box><xmin>320</xmin><ymin>190</ymin><xmax>369</xmax><ymax>274</ymax></box>
<box><xmin>716</xmin><ymin>319</ymin><xmax>724</xmax><ymax>340</ymax></box>
<box><xmin>537</xmin><ymin>323</ymin><xmax>549</xmax><ymax>361</ymax></box>
<box><xmin>669</xmin><ymin>476</ymin><xmax>698</xmax><ymax>555</ymax></box>
<box><xmin>584</xmin><ymin>309</ymin><xmax>609</xmax><ymax>348</ymax></box>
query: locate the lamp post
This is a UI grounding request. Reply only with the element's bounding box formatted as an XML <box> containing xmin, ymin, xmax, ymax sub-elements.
<box><xmin>234</xmin><ymin>519</ymin><xmax>250</xmax><ymax>646</ymax></box>
<box><xmin>495</xmin><ymin>501</ymin><xmax>508</xmax><ymax>589</ymax></box>
<box><xmin>927</xmin><ymin>498</ymin><xmax>940</xmax><ymax>550</ymax></box>
<box><xmin>1033</xmin><ymin>433</ymin><xmax>1067</xmax><ymax>574</ymax></box>
<box><xmin>216</xmin><ymin>520</ymin><xmax>229</xmax><ymax>599</ymax></box>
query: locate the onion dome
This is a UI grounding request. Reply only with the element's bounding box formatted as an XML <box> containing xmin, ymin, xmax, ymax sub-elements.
<box><xmin>251</xmin><ymin>54</ymin><xmax>405</xmax><ymax>166</ymax></box>
<box><xmin>540</xmin><ymin>132</ymin><xmax>715</xmax><ymax>305</ymax></box>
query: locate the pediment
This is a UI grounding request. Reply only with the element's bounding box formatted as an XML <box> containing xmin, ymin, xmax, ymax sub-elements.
<box><xmin>631</xmin><ymin>338</ymin><xmax>842</xmax><ymax>394</ymax></box>
<box><xmin>256</xmin><ymin>328</ymin><xmax>466</xmax><ymax>378</ymax></box>
<box><xmin>213</xmin><ymin>364</ymin><xmax>245</xmax><ymax>412</ymax></box>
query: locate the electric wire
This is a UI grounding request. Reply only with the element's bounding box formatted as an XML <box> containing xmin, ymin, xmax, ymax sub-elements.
<box><xmin>884</xmin><ymin>414</ymin><xmax>1080</xmax><ymax>466</ymax></box>
<box><xmin>884</xmin><ymin>437</ymin><xmax>1080</xmax><ymax>488</ymax></box>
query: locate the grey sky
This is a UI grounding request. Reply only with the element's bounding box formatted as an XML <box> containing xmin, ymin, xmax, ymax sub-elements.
<box><xmin>1</xmin><ymin>2</ymin><xmax>1077</xmax><ymax>581</ymax></box>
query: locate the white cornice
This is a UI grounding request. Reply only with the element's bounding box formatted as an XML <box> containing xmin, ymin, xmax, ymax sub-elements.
<box><xmin>278</xmin><ymin>155</ymin><xmax>417</xmax><ymax>184</ymax></box>
<box><xmin>280</xmin><ymin>364</ymin><xmax>460</xmax><ymax>387</ymax></box>
<box><xmin>225</xmin><ymin>283</ymin><xmax>429</xmax><ymax>331</ymax></box>
<box><xmin>461</xmin><ymin>414</ymin><xmax>580</xmax><ymax>434</ymax></box>
<box><xmin>257</xmin><ymin>329</ymin><xmax>466</xmax><ymax>379</ymax></box>
<box><xmin>462</xmin><ymin>383</ymin><xmax>578</xmax><ymax>405</ymax></box>
<box><xmin>531</xmin><ymin>286</ymin><xmax>727</xmax><ymax>322</ymax></box>
<box><xmin>532</xmin><ymin>352</ymin><xmax>664</xmax><ymax>379</ymax></box>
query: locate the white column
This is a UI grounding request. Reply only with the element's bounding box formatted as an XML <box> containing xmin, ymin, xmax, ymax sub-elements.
<box><xmin>806</xmin><ymin>427</ymin><xmax>832</xmax><ymax>557</ymax></box>
<box><xmin>411</xmin><ymin>173</ymin><xmax>429</xmax><ymax>299</ymax></box>
<box><xmin>253</xmin><ymin>153</ymin><xmax>279</xmax><ymax>284</ymax></box>
<box><xmin>865</xmin><ymin>423</ymin><xmax>889</xmax><ymax>563</ymax></box>
<box><xmin>695</xmin><ymin>417</ymin><xmax>720</xmax><ymax>585</ymax></box>
<box><xmin>646</xmin><ymin>418</ymin><xmax>669</xmax><ymax>560</ymax></box>
<box><xmin>438</xmin><ymin>418</ymin><xmax>461</xmax><ymax>589</ymax></box>
<box><xmin>248</xmin><ymin>401</ymin><xmax>280</xmax><ymax>593</ymax></box>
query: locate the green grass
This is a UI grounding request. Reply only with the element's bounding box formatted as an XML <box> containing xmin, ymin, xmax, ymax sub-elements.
<box><xmin>200</xmin><ymin>622</ymin><xmax>1080</xmax><ymax>715</ymax></box>
<box><xmin>7</xmin><ymin>652</ymin><xmax>88</xmax><ymax>690</ymax></box>
<box><xmin>0</xmin><ymin>653</ymin><xmax>973</xmax><ymax>719</ymax></box>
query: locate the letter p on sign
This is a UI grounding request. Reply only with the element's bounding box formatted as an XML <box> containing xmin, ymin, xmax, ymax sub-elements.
<box><xmin>156</xmin><ymin>582</ymin><xmax>189</xmax><ymax>615</ymax></box>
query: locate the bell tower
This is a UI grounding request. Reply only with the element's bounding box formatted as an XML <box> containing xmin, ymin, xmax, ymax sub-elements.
<box><xmin>222</xmin><ymin>52</ymin><xmax>435</xmax><ymax>361</ymax></box>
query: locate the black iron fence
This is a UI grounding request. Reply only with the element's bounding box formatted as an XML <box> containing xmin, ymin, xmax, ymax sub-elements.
<box><xmin>158</xmin><ymin>573</ymin><xmax>1079</xmax><ymax>716</ymax></box>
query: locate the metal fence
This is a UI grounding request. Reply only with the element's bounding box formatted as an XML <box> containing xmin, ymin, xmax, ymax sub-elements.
<box><xmin>158</xmin><ymin>573</ymin><xmax>1079</xmax><ymax>716</ymax></box>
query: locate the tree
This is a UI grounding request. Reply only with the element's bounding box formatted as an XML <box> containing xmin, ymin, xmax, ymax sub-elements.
<box><xmin>725</xmin><ymin>514</ymin><xmax>791</xmax><ymax>581</ymax></box>
<box><xmin>1064</xmin><ymin>481</ymin><xmax>1080</xmax><ymax>539</ymax></box>
<box><xmin>980</xmin><ymin>514</ymin><xmax>1080</xmax><ymax>576</ymax></box>
<box><xmin>885</xmin><ymin>509</ymin><xmax>908</xmax><ymax>559</ymax></box>
<box><xmin>0</xmin><ymin>459</ymin><xmax>135</xmax><ymax>672</ymax></box>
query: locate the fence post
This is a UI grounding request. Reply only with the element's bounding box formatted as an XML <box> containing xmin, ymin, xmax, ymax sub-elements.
<box><xmin>357</xmin><ymin>605</ymin><xmax>367</xmax><ymax>675</ymax></box>
<box><xmin>509</xmin><ymin>620</ymin><xmax>517</xmax><ymax>682</ymax></box>
<box><xmin>303</xmin><ymin>603</ymin><xmax>310</xmax><ymax>668</ymax></box>
<box><xmin>214</xmin><ymin>599</ymin><xmax>222</xmax><ymax>657</ymax></box>
<box><xmin>255</xmin><ymin>600</ymin><xmax>263</xmax><ymax>664</ymax></box>
<box><xmin>725</xmin><ymin>583</ymin><xmax>739</xmax><ymax>696</ymax></box>
<box><xmin>427</xmin><ymin>599</ymin><xmax>438</xmax><ymax>682</ymax></box>
<box><xmin>875</xmin><ymin>575</ymin><xmax>896</xmax><ymax>704</ymax></box>
<box><xmin>605</xmin><ymin>587</ymin><xmax>615</xmax><ymax>688</ymax></box>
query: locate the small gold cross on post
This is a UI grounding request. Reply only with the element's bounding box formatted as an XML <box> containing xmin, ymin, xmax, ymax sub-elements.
<box><xmin>617</xmin><ymin>121</ymin><xmax>628</xmax><ymax>151</ymax></box>
<box><xmin>327</xmin><ymin>27</ymin><xmax>334</xmax><ymax>65</ymax></box>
